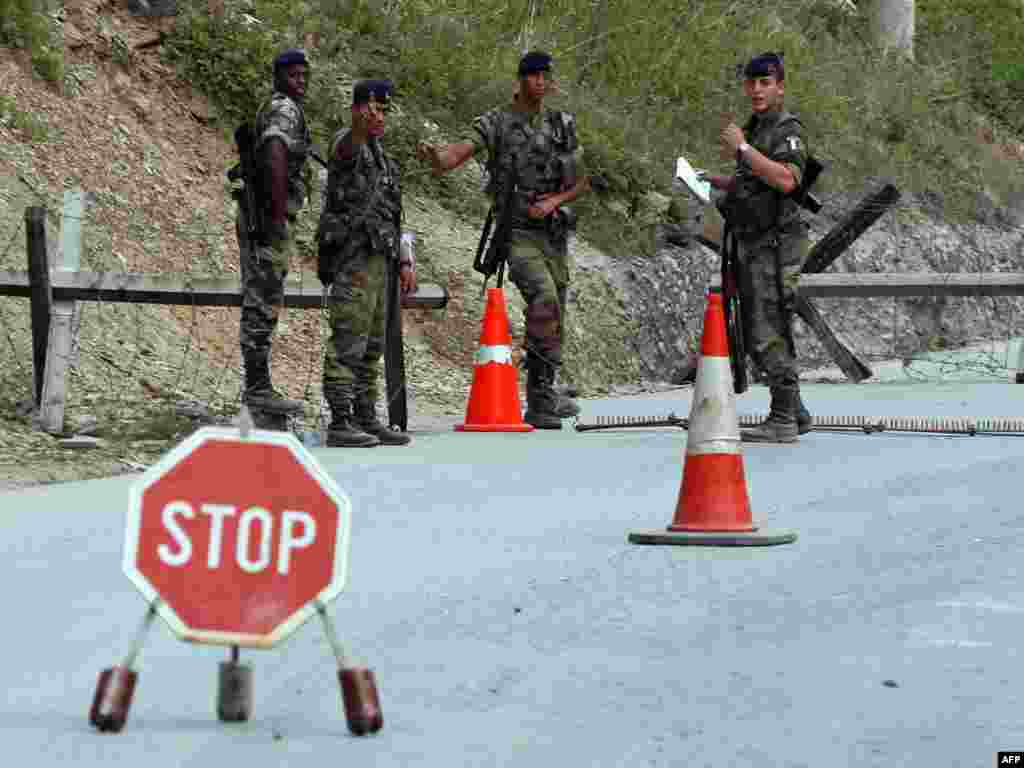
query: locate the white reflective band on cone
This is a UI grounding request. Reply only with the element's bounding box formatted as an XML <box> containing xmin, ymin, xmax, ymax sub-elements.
<box><xmin>688</xmin><ymin>437</ymin><xmax>742</xmax><ymax>455</ymax></box>
<box><xmin>475</xmin><ymin>344</ymin><xmax>513</xmax><ymax>366</ymax></box>
<box><xmin>686</xmin><ymin>356</ymin><xmax>742</xmax><ymax>453</ymax></box>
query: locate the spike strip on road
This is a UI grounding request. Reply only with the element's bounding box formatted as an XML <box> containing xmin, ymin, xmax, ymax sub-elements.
<box><xmin>576</xmin><ymin>414</ymin><xmax>1024</xmax><ymax>436</ymax></box>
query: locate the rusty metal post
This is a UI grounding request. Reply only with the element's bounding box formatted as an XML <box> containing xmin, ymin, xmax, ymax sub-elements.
<box><xmin>24</xmin><ymin>207</ymin><xmax>51</xmax><ymax>406</ymax></box>
<box><xmin>216</xmin><ymin>645</ymin><xmax>253</xmax><ymax>722</ymax></box>
<box><xmin>316</xmin><ymin>601</ymin><xmax>383</xmax><ymax>736</ymax></box>
<box><xmin>89</xmin><ymin>601</ymin><xmax>158</xmax><ymax>733</ymax></box>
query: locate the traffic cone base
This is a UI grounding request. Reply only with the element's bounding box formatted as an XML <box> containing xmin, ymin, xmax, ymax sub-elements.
<box><xmin>456</xmin><ymin>422</ymin><xmax>534</xmax><ymax>433</ymax></box>
<box><xmin>455</xmin><ymin>287</ymin><xmax>535</xmax><ymax>433</ymax></box>
<box><xmin>628</xmin><ymin>286</ymin><xmax>797</xmax><ymax>548</ymax></box>
<box><xmin>627</xmin><ymin>529</ymin><xmax>797</xmax><ymax>547</ymax></box>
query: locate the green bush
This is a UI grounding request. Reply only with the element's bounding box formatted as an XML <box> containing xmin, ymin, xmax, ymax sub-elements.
<box><xmin>0</xmin><ymin>0</ymin><xmax>64</xmax><ymax>84</ymax></box>
<box><xmin>165</xmin><ymin>0</ymin><xmax>1024</xmax><ymax>240</ymax></box>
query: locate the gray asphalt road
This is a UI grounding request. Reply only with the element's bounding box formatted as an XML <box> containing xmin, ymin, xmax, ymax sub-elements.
<box><xmin>3</xmin><ymin>380</ymin><xmax>1023</xmax><ymax>767</ymax></box>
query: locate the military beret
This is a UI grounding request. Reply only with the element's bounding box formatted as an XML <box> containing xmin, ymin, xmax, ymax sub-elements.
<box><xmin>743</xmin><ymin>52</ymin><xmax>784</xmax><ymax>81</ymax></box>
<box><xmin>273</xmin><ymin>48</ymin><xmax>309</xmax><ymax>72</ymax></box>
<box><xmin>518</xmin><ymin>51</ymin><xmax>553</xmax><ymax>77</ymax></box>
<box><xmin>353</xmin><ymin>79</ymin><xmax>393</xmax><ymax>105</ymax></box>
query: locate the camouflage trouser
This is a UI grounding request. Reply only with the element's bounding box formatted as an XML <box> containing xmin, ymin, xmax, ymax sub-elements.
<box><xmin>322</xmin><ymin>242</ymin><xmax>388</xmax><ymax>407</ymax></box>
<box><xmin>237</xmin><ymin>213</ymin><xmax>291</xmax><ymax>382</ymax></box>
<box><xmin>736</xmin><ymin>221</ymin><xmax>809</xmax><ymax>392</ymax></box>
<box><xmin>507</xmin><ymin>228</ymin><xmax>566</xmax><ymax>366</ymax></box>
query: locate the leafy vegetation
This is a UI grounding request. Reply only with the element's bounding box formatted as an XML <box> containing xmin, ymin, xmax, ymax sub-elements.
<box><xmin>0</xmin><ymin>0</ymin><xmax>63</xmax><ymax>83</ymax></box>
<box><xmin>163</xmin><ymin>0</ymin><xmax>1024</xmax><ymax>249</ymax></box>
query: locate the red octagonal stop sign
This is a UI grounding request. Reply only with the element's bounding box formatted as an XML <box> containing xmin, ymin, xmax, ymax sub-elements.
<box><xmin>124</xmin><ymin>427</ymin><xmax>351</xmax><ymax>648</ymax></box>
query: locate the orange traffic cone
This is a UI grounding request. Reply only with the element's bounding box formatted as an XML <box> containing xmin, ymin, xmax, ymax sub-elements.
<box><xmin>628</xmin><ymin>285</ymin><xmax>797</xmax><ymax>546</ymax></box>
<box><xmin>455</xmin><ymin>287</ymin><xmax>535</xmax><ymax>433</ymax></box>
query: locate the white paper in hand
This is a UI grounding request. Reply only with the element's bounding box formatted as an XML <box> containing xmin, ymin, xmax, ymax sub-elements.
<box><xmin>675</xmin><ymin>156</ymin><xmax>711</xmax><ymax>205</ymax></box>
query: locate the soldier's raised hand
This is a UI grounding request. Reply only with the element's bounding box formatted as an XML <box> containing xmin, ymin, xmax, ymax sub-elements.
<box><xmin>720</xmin><ymin>114</ymin><xmax>746</xmax><ymax>159</ymax></box>
<box><xmin>416</xmin><ymin>142</ymin><xmax>444</xmax><ymax>175</ymax></box>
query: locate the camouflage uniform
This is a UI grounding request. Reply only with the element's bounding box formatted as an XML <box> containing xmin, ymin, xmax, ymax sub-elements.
<box><xmin>719</xmin><ymin>108</ymin><xmax>811</xmax><ymax>439</ymax></box>
<box><xmin>238</xmin><ymin>90</ymin><xmax>310</xmax><ymax>412</ymax></box>
<box><xmin>471</xmin><ymin>104</ymin><xmax>581</xmax><ymax>427</ymax></box>
<box><xmin>317</xmin><ymin>130</ymin><xmax>407</xmax><ymax>446</ymax></box>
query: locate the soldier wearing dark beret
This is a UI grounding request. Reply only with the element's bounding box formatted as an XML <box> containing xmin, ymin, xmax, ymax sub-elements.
<box><xmin>704</xmin><ymin>52</ymin><xmax>813</xmax><ymax>442</ymax></box>
<box><xmin>236</xmin><ymin>48</ymin><xmax>311</xmax><ymax>421</ymax></box>
<box><xmin>417</xmin><ymin>51</ymin><xmax>592</xmax><ymax>429</ymax></box>
<box><xmin>316</xmin><ymin>78</ymin><xmax>417</xmax><ymax>447</ymax></box>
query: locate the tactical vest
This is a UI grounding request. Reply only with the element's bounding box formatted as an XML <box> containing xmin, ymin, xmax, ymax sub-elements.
<box><xmin>320</xmin><ymin>133</ymin><xmax>401</xmax><ymax>254</ymax></box>
<box><xmin>720</xmin><ymin>110</ymin><xmax>803</xmax><ymax>239</ymax></box>
<box><xmin>254</xmin><ymin>92</ymin><xmax>311</xmax><ymax>217</ymax></box>
<box><xmin>488</xmin><ymin>108</ymin><xmax>578</xmax><ymax>229</ymax></box>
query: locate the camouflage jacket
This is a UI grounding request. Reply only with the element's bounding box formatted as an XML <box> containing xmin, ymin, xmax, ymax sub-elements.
<box><xmin>720</xmin><ymin>109</ymin><xmax>807</xmax><ymax>239</ymax></box>
<box><xmin>471</xmin><ymin>105</ymin><xmax>579</xmax><ymax>230</ymax></box>
<box><xmin>254</xmin><ymin>91</ymin><xmax>312</xmax><ymax>217</ymax></box>
<box><xmin>317</xmin><ymin>132</ymin><xmax>401</xmax><ymax>256</ymax></box>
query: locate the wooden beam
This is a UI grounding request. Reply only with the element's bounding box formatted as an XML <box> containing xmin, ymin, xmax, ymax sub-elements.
<box><xmin>0</xmin><ymin>271</ymin><xmax>449</xmax><ymax>310</ymax></box>
<box><xmin>800</xmin><ymin>273</ymin><xmax>1024</xmax><ymax>298</ymax></box>
<box><xmin>803</xmin><ymin>183</ymin><xmax>902</xmax><ymax>275</ymax></box>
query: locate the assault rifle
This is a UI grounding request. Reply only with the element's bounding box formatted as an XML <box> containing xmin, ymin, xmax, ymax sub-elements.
<box><xmin>228</xmin><ymin>125</ymin><xmax>328</xmax><ymax>243</ymax></box>
<box><xmin>473</xmin><ymin>162</ymin><xmax>518</xmax><ymax>293</ymax></box>
<box><xmin>719</xmin><ymin>227</ymin><xmax>748</xmax><ymax>393</ymax></box>
<box><xmin>227</xmin><ymin>122</ymin><xmax>266</xmax><ymax>244</ymax></box>
<box><xmin>384</xmin><ymin>207</ymin><xmax>409</xmax><ymax>432</ymax></box>
<box><xmin>474</xmin><ymin>172</ymin><xmax>610</xmax><ymax>294</ymax></box>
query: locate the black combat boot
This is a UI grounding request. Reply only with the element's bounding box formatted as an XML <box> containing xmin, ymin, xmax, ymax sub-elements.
<box><xmin>742</xmin><ymin>387</ymin><xmax>799</xmax><ymax>443</ymax></box>
<box><xmin>354</xmin><ymin>395</ymin><xmax>411</xmax><ymax>446</ymax></box>
<box><xmin>325</xmin><ymin>399</ymin><xmax>379</xmax><ymax>448</ymax></box>
<box><xmin>524</xmin><ymin>359</ymin><xmax>563</xmax><ymax>430</ymax></box>
<box><xmin>243</xmin><ymin>354</ymin><xmax>304</xmax><ymax>415</ymax></box>
<box><xmin>796</xmin><ymin>390</ymin><xmax>812</xmax><ymax>435</ymax></box>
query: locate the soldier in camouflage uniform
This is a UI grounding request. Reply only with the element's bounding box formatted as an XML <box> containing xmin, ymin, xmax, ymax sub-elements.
<box><xmin>417</xmin><ymin>51</ymin><xmax>591</xmax><ymax>429</ymax></box>
<box><xmin>705</xmin><ymin>52</ymin><xmax>812</xmax><ymax>443</ymax></box>
<box><xmin>237</xmin><ymin>48</ymin><xmax>311</xmax><ymax>419</ymax></box>
<box><xmin>317</xmin><ymin>79</ymin><xmax>417</xmax><ymax>448</ymax></box>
